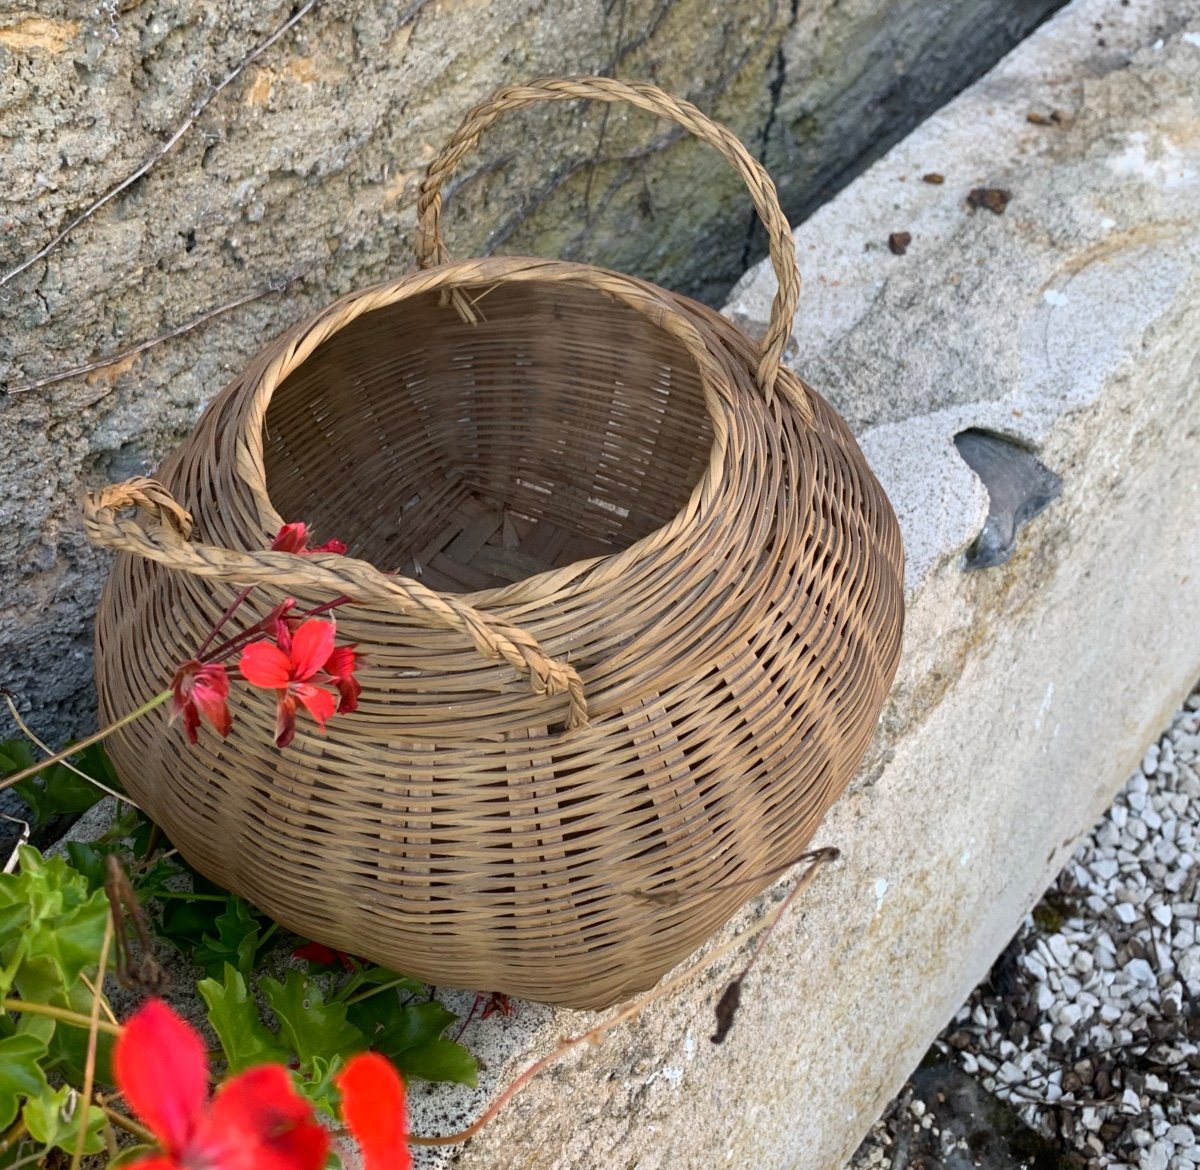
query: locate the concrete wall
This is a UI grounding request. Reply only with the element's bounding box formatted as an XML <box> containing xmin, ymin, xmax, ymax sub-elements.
<box><xmin>0</xmin><ymin>0</ymin><xmax>1064</xmax><ymax>739</ymax></box>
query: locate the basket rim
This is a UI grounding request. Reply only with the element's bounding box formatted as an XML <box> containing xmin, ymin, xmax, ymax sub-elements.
<box><xmin>238</xmin><ymin>255</ymin><xmax>752</xmax><ymax>608</ymax></box>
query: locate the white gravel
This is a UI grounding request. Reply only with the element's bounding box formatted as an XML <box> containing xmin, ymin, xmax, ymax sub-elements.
<box><xmin>852</xmin><ymin>684</ymin><xmax>1200</xmax><ymax>1169</ymax></box>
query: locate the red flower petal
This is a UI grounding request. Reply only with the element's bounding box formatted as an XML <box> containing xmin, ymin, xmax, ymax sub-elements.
<box><xmin>275</xmin><ymin>693</ymin><xmax>299</xmax><ymax>749</ymax></box>
<box><xmin>114</xmin><ymin>1000</ymin><xmax>208</xmax><ymax>1156</ymax></box>
<box><xmin>288</xmin><ymin>620</ymin><xmax>336</xmax><ymax>681</ymax></box>
<box><xmin>337</xmin><ymin>1053</ymin><xmax>412</xmax><ymax>1170</ymax></box>
<box><xmin>334</xmin><ymin>674</ymin><xmax>361</xmax><ymax>715</ymax></box>
<box><xmin>311</xmin><ymin>538</ymin><xmax>347</xmax><ymax>554</ymax></box>
<box><xmin>320</xmin><ymin>646</ymin><xmax>361</xmax><ymax>714</ymax></box>
<box><xmin>240</xmin><ymin>642</ymin><xmax>294</xmax><ymax>689</ymax></box>
<box><xmin>291</xmin><ymin>683</ymin><xmax>336</xmax><ymax>732</ymax></box>
<box><xmin>292</xmin><ymin>942</ymin><xmax>341</xmax><ymax>965</ymax></box>
<box><xmin>181</xmin><ymin>703</ymin><xmax>201</xmax><ymax>746</ymax></box>
<box><xmin>271</xmin><ymin>523</ymin><xmax>310</xmax><ymax>553</ymax></box>
<box><xmin>207</xmin><ymin>1065</ymin><xmax>329</xmax><ymax>1170</ymax></box>
<box><xmin>192</xmin><ymin>664</ymin><xmax>232</xmax><ymax>738</ymax></box>
<box><xmin>123</xmin><ymin>1157</ymin><xmax>182</xmax><ymax>1170</ymax></box>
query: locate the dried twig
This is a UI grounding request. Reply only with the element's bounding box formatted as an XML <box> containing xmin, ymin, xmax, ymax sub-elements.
<box><xmin>70</xmin><ymin>914</ymin><xmax>113</xmax><ymax>1170</ymax></box>
<box><xmin>4</xmin><ymin>281</ymin><xmax>288</xmax><ymax>396</ymax></box>
<box><xmin>1</xmin><ymin>689</ymin><xmax>139</xmax><ymax>809</ymax></box>
<box><xmin>106</xmin><ymin>855</ymin><xmax>169</xmax><ymax>994</ymax></box>
<box><xmin>0</xmin><ymin>0</ymin><xmax>318</xmax><ymax>292</ymax></box>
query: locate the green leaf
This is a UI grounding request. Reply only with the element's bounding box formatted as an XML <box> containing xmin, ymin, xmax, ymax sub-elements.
<box><xmin>23</xmin><ymin>1084</ymin><xmax>105</xmax><ymax>1154</ymax></box>
<box><xmin>63</xmin><ymin>842</ymin><xmax>112</xmax><ymax>894</ymax></box>
<box><xmin>198</xmin><ymin>963</ymin><xmax>289</xmax><ymax>1073</ymax></box>
<box><xmin>0</xmin><ymin>1034</ymin><xmax>49</xmax><ymax>1130</ymax></box>
<box><xmin>108</xmin><ymin>1145</ymin><xmax>160</xmax><ymax>1168</ymax></box>
<box><xmin>376</xmin><ymin>1001</ymin><xmax>457</xmax><ymax>1053</ymax></box>
<box><xmin>0</xmin><ymin>740</ymin><xmax>36</xmax><ymax>775</ymax></box>
<box><xmin>391</xmin><ymin>1036</ymin><xmax>478</xmax><ymax>1087</ymax></box>
<box><xmin>193</xmin><ymin>897</ymin><xmax>264</xmax><ymax>980</ymax></box>
<box><xmin>43</xmin><ymin>978</ymin><xmax>115</xmax><ymax>1086</ymax></box>
<box><xmin>295</xmin><ymin>1053</ymin><xmax>346</xmax><ymax>1116</ymax></box>
<box><xmin>364</xmin><ymin>1001</ymin><xmax>478</xmax><ymax>1087</ymax></box>
<box><xmin>157</xmin><ymin>895</ymin><xmax>228</xmax><ymax>955</ymax></box>
<box><xmin>2</xmin><ymin>737</ymin><xmax>115</xmax><ymax>830</ymax></box>
<box><xmin>340</xmin><ymin>964</ymin><xmax>425</xmax><ymax>999</ymax></box>
<box><xmin>0</xmin><ymin>846</ymin><xmax>109</xmax><ymax>1004</ymax></box>
<box><xmin>262</xmin><ymin>970</ymin><xmax>365</xmax><ymax>1072</ymax></box>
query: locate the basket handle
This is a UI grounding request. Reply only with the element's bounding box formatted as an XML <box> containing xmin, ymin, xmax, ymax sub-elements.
<box><xmin>81</xmin><ymin>478</ymin><xmax>588</xmax><ymax>729</ymax></box>
<box><xmin>415</xmin><ymin>75</ymin><xmax>800</xmax><ymax>401</ymax></box>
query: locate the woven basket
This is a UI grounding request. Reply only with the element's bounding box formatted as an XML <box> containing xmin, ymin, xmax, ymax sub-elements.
<box><xmin>83</xmin><ymin>77</ymin><xmax>904</xmax><ymax>1010</ymax></box>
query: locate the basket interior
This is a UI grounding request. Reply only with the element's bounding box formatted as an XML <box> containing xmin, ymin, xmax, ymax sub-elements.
<box><xmin>262</xmin><ymin>281</ymin><xmax>715</xmax><ymax>590</ymax></box>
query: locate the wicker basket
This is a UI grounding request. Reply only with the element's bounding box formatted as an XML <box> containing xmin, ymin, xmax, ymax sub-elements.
<box><xmin>83</xmin><ymin>77</ymin><xmax>904</xmax><ymax>1010</ymax></box>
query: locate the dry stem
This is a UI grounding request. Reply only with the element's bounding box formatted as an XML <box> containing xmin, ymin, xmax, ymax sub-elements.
<box><xmin>0</xmin><ymin>1</ymin><xmax>317</xmax><ymax>292</ymax></box>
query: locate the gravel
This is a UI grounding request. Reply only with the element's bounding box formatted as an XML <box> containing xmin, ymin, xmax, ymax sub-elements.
<box><xmin>851</xmin><ymin>684</ymin><xmax>1200</xmax><ymax>1169</ymax></box>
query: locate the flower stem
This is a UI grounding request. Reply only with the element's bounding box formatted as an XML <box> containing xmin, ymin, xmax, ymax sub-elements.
<box><xmin>0</xmin><ymin>691</ymin><xmax>170</xmax><ymax>794</ymax></box>
<box><xmin>342</xmin><ymin>976</ymin><xmax>414</xmax><ymax>1007</ymax></box>
<box><xmin>98</xmin><ymin>1105</ymin><xmax>154</xmax><ymax>1144</ymax></box>
<box><xmin>71</xmin><ymin>915</ymin><xmax>113</xmax><ymax>1170</ymax></box>
<box><xmin>196</xmin><ymin>586</ymin><xmax>254</xmax><ymax>659</ymax></box>
<box><xmin>1</xmin><ymin>998</ymin><xmax>123</xmax><ymax>1038</ymax></box>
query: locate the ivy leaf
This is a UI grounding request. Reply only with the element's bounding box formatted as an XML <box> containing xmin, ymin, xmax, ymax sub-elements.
<box><xmin>262</xmin><ymin>970</ymin><xmax>365</xmax><ymax>1072</ymax></box>
<box><xmin>62</xmin><ymin>842</ymin><xmax>112</xmax><ymax>894</ymax></box>
<box><xmin>376</xmin><ymin>1000</ymin><xmax>457</xmax><ymax>1053</ymax></box>
<box><xmin>0</xmin><ymin>1033</ymin><xmax>49</xmax><ymax>1129</ymax></box>
<box><xmin>198</xmin><ymin>963</ymin><xmax>289</xmax><ymax>1074</ymax></box>
<box><xmin>43</xmin><ymin>978</ymin><xmax>115</xmax><ymax>1086</ymax></box>
<box><xmin>23</xmin><ymin>1083</ymin><xmax>106</xmax><ymax>1154</ymax></box>
<box><xmin>193</xmin><ymin>897</ymin><xmax>264</xmax><ymax>980</ymax></box>
<box><xmin>157</xmin><ymin>895</ymin><xmax>228</xmax><ymax>956</ymax></box>
<box><xmin>0</xmin><ymin>739</ymin><xmax>36</xmax><ymax>778</ymax></box>
<box><xmin>344</xmin><ymin>965</ymin><xmax>426</xmax><ymax>998</ymax></box>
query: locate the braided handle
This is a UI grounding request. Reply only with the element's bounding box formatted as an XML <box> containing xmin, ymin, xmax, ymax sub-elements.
<box><xmin>415</xmin><ymin>75</ymin><xmax>800</xmax><ymax>401</ymax></box>
<box><xmin>82</xmin><ymin>478</ymin><xmax>588</xmax><ymax>729</ymax></box>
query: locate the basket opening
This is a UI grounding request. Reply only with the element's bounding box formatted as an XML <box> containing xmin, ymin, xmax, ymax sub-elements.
<box><xmin>262</xmin><ymin>281</ymin><xmax>715</xmax><ymax>591</ymax></box>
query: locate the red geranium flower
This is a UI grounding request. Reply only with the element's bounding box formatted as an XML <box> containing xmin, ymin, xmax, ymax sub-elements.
<box><xmin>336</xmin><ymin>1051</ymin><xmax>413</xmax><ymax>1170</ymax></box>
<box><xmin>239</xmin><ymin>619</ymin><xmax>353</xmax><ymax>749</ymax></box>
<box><xmin>271</xmin><ymin>522</ymin><xmax>347</xmax><ymax>556</ymax></box>
<box><xmin>293</xmin><ymin>941</ymin><xmax>356</xmax><ymax>971</ymax></box>
<box><xmin>319</xmin><ymin>644</ymin><xmax>362</xmax><ymax>714</ymax></box>
<box><xmin>114</xmin><ymin>999</ymin><xmax>329</xmax><ymax>1170</ymax></box>
<box><xmin>168</xmin><ymin>660</ymin><xmax>232</xmax><ymax>744</ymax></box>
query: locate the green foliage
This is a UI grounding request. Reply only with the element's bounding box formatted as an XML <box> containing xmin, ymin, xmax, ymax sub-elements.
<box><xmin>22</xmin><ymin>1085</ymin><xmax>106</xmax><ymax>1155</ymax></box>
<box><xmin>263</xmin><ymin>970</ymin><xmax>366</xmax><ymax>1069</ymax></box>
<box><xmin>0</xmin><ymin>1034</ymin><xmax>49</xmax><ymax>1129</ymax></box>
<box><xmin>0</xmin><ymin>742</ymin><xmax>481</xmax><ymax>1167</ymax></box>
<box><xmin>198</xmin><ymin>964</ymin><xmax>289</xmax><ymax>1073</ymax></box>
<box><xmin>0</xmin><ymin>738</ymin><xmax>117</xmax><ymax>830</ymax></box>
<box><xmin>0</xmin><ymin>845</ymin><xmax>114</xmax><ymax>1163</ymax></box>
<box><xmin>0</xmin><ymin>846</ymin><xmax>109</xmax><ymax>1009</ymax></box>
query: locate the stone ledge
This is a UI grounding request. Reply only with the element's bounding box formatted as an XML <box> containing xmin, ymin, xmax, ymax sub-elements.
<box><xmin>420</xmin><ymin>1</ymin><xmax>1200</xmax><ymax>1166</ymax></box>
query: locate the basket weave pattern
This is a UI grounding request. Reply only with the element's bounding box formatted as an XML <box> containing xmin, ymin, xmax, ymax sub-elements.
<box><xmin>85</xmin><ymin>78</ymin><xmax>904</xmax><ymax>1010</ymax></box>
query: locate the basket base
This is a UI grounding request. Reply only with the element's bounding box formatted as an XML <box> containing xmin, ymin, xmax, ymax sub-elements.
<box><xmin>398</xmin><ymin>492</ymin><xmax>617</xmax><ymax>591</ymax></box>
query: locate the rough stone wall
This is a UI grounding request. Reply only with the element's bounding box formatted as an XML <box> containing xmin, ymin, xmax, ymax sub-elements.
<box><xmin>0</xmin><ymin>0</ymin><xmax>1061</xmax><ymax>740</ymax></box>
